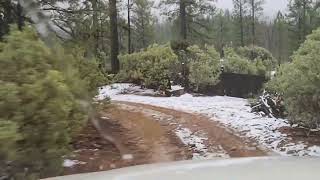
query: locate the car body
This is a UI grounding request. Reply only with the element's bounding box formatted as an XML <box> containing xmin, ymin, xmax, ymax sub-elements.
<box><xmin>44</xmin><ymin>157</ymin><xmax>320</xmax><ymax>180</ymax></box>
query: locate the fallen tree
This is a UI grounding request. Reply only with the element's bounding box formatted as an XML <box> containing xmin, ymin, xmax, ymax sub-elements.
<box><xmin>250</xmin><ymin>90</ymin><xmax>286</xmax><ymax>118</ymax></box>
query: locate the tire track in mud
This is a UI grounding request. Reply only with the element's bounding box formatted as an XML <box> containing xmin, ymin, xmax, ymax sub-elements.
<box><xmin>113</xmin><ymin>101</ymin><xmax>268</xmax><ymax>158</ymax></box>
<box><xmin>63</xmin><ymin>101</ymin><xmax>268</xmax><ymax>176</ymax></box>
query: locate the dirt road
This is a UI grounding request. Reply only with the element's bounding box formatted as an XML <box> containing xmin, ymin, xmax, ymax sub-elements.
<box><xmin>63</xmin><ymin>101</ymin><xmax>268</xmax><ymax>176</ymax></box>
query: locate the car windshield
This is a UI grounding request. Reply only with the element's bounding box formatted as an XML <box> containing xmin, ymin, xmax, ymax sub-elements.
<box><xmin>1</xmin><ymin>0</ymin><xmax>320</xmax><ymax>179</ymax></box>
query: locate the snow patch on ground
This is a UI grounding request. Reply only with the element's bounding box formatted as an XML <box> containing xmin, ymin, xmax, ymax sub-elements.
<box><xmin>97</xmin><ymin>84</ymin><xmax>320</xmax><ymax>157</ymax></box>
<box><xmin>175</xmin><ymin>127</ymin><xmax>229</xmax><ymax>160</ymax></box>
<box><xmin>96</xmin><ymin>83</ymin><xmax>158</xmax><ymax>100</ymax></box>
<box><xmin>96</xmin><ymin>83</ymin><xmax>132</xmax><ymax>100</ymax></box>
<box><xmin>96</xmin><ymin>83</ymin><xmax>185</xmax><ymax>101</ymax></box>
<box><xmin>122</xmin><ymin>154</ymin><xmax>134</xmax><ymax>160</ymax></box>
<box><xmin>170</xmin><ymin>85</ymin><xmax>184</xmax><ymax>91</ymax></box>
<box><xmin>63</xmin><ymin>159</ymin><xmax>86</xmax><ymax>167</ymax></box>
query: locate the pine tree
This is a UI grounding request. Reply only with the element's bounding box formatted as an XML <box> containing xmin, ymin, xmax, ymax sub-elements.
<box><xmin>246</xmin><ymin>0</ymin><xmax>264</xmax><ymax>46</ymax></box>
<box><xmin>233</xmin><ymin>0</ymin><xmax>247</xmax><ymax>47</ymax></box>
<box><xmin>274</xmin><ymin>11</ymin><xmax>289</xmax><ymax>65</ymax></box>
<box><xmin>267</xmin><ymin>27</ymin><xmax>320</xmax><ymax>129</ymax></box>
<box><xmin>213</xmin><ymin>10</ymin><xmax>233</xmax><ymax>57</ymax></box>
<box><xmin>109</xmin><ymin>0</ymin><xmax>120</xmax><ymax>73</ymax></box>
<box><xmin>127</xmin><ymin>0</ymin><xmax>133</xmax><ymax>54</ymax></box>
<box><xmin>16</xmin><ymin>1</ymin><xmax>24</xmax><ymax>31</ymax></box>
<box><xmin>132</xmin><ymin>0</ymin><xmax>155</xmax><ymax>50</ymax></box>
<box><xmin>0</xmin><ymin>28</ymin><xmax>90</xmax><ymax>179</ymax></box>
<box><xmin>161</xmin><ymin>0</ymin><xmax>216</xmax><ymax>41</ymax></box>
<box><xmin>287</xmin><ymin>0</ymin><xmax>315</xmax><ymax>52</ymax></box>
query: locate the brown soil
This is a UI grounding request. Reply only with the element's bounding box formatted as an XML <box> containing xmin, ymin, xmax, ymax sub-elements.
<box><xmin>279</xmin><ymin>126</ymin><xmax>320</xmax><ymax>147</ymax></box>
<box><xmin>63</xmin><ymin>101</ymin><xmax>268</xmax><ymax>176</ymax></box>
<box><xmin>116</xmin><ymin>101</ymin><xmax>267</xmax><ymax>157</ymax></box>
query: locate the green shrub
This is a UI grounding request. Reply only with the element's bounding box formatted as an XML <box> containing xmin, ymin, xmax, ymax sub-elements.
<box><xmin>237</xmin><ymin>46</ymin><xmax>277</xmax><ymax>71</ymax></box>
<box><xmin>117</xmin><ymin>44</ymin><xmax>178</xmax><ymax>90</ymax></box>
<box><xmin>267</xmin><ymin>28</ymin><xmax>320</xmax><ymax>129</ymax></box>
<box><xmin>77</xmin><ymin>59</ymin><xmax>109</xmax><ymax>95</ymax></box>
<box><xmin>62</xmin><ymin>45</ymin><xmax>109</xmax><ymax>96</ymax></box>
<box><xmin>223</xmin><ymin>47</ymin><xmax>271</xmax><ymax>76</ymax></box>
<box><xmin>170</xmin><ymin>40</ymin><xmax>190</xmax><ymax>52</ymax></box>
<box><xmin>223</xmin><ymin>47</ymin><xmax>256</xmax><ymax>75</ymax></box>
<box><xmin>0</xmin><ymin>28</ymin><xmax>90</xmax><ymax>179</ymax></box>
<box><xmin>187</xmin><ymin>45</ymin><xmax>221</xmax><ymax>91</ymax></box>
<box><xmin>255</xmin><ymin>59</ymin><xmax>267</xmax><ymax>76</ymax></box>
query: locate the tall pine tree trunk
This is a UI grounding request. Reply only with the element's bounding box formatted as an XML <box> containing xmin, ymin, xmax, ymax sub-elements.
<box><xmin>240</xmin><ymin>0</ymin><xmax>244</xmax><ymax>47</ymax></box>
<box><xmin>109</xmin><ymin>0</ymin><xmax>120</xmax><ymax>73</ymax></box>
<box><xmin>219</xmin><ymin>15</ymin><xmax>224</xmax><ymax>57</ymax></box>
<box><xmin>302</xmin><ymin>0</ymin><xmax>307</xmax><ymax>39</ymax></box>
<box><xmin>3</xmin><ymin>0</ymin><xmax>13</xmax><ymax>36</ymax></box>
<box><xmin>127</xmin><ymin>0</ymin><xmax>132</xmax><ymax>54</ymax></box>
<box><xmin>92</xmin><ymin>0</ymin><xmax>99</xmax><ymax>56</ymax></box>
<box><xmin>142</xmin><ymin>17</ymin><xmax>146</xmax><ymax>47</ymax></box>
<box><xmin>179</xmin><ymin>0</ymin><xmax>187</xmax><ymax>40</ymax></box>
<box><xmin>298</xmin><ymin>15</ymin><xmax>303</xmax><ymax>44</ymax></box>
<box><xmin>0</xmin><ymin>10</ymin><xmax>4</xmax><ymax>40</ymax></box>
<box><xmin>278</xmin><ymin>31</ymin><xmax>283</xmax><ymax>65</ymax></box>
<box><xmin>251</xmin><ymin>0</ymin><xmax>255</xmax><ymax>46</ymax></box>
<box><xmin>17</xmin><ymin>1</ymin><xmax>24</xmax><ymax>31</ymax></box>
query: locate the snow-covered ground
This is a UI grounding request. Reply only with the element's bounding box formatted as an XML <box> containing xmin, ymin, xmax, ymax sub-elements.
<box><xmin>97</xmin><ymin>84</ymin><xmax>320</xmax><ymax>157</ymax></box>
<box><xmin>63</xmin><ymin>159</ymin><xmax>86</xmax><ymax>167</ymax></box>
<box><xmin>175</xmin><ymin>127</ymin><xmax>229</xmax><ymax>159</ymax></box>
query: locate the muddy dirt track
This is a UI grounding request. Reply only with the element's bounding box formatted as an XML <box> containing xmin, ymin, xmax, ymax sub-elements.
<box><xmin>63</xmin><ymin>101</ymin><xmax>268</xmax><ymax>176</ymax></box>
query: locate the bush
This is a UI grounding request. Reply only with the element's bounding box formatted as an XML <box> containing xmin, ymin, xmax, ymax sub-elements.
<box><xmin>237</xmin><ymin>46</ymin><xmax>277</xmax><ymax>71</ymax></box>
<box><xmin>117</xmin><ymin>44</ymin><xmax>178</xmax><ymax>90</ymax></box>
<box><xmin>255</xmin><ymin>59</ymin><xmax>267</xmax><ymax>76</ymax></box>
<box><xmin>77</xmin><ymin>58</ymin><xmax>109</xmax><ymax>95</ymax></box>
<box><xmin>0</xmin><ymin>28</ymin><xmax>90</xmax><ymax>179</ymax></box>
<box><xmin>63</xmin><ymin>46</ymin><xmax>110</xmax><ymax>96</ymax></box>
<box><xmin>267</xmin><ymin>28</ymin><xmax>320</xmax><ymax>129</ymax></box>
<box><xmin>223</xmin><ymin>47</ymin><xmax>271</xmax><ymax>76</ymax></box>
<box><xmin>223</xmin><ymin>47</ymin><xmax>257</xmax><ymax>75</ymax></box>
<box><xmin>170</xmin><ymin>40</ymin><xmax>190</xmax><ymax>52</ymax></box>
<box><xmin>187</xmin><ymin>45</ymin><xmax>221</xmax><ymax>91</ymax></box>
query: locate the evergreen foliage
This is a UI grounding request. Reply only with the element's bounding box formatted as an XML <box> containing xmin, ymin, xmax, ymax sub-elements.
<box><xmin>237</xmin><ymin>46</ymin><xmax>277</xmax><ymax>71</ymax></box>
<box><xmin>131</xmin><ymin>0</ymin><xmax>155</xmax><ymax>50</ymax></box>
<box><xmin>267</xmin><ymin>28</ymin><xmax>320</xmax><ymax>129</ymax></box>
<box><xmin>223</xmin><ymin>47</ymin><xmax>257</xmax><ymax>75</ymax></box>
<box><xmin>0</xmin><ymin>28</ymin><xmax>92</xmax><ymax>179</ymax></box>
<box><xmin>187</xmin><ymin>45</ymin><xmax>221</xmax><ymax>91</ymax></box>
<box><xmin>117</xmin><ymin>44</ymin><xmax>178</xmax><ymax>90</ymax></box>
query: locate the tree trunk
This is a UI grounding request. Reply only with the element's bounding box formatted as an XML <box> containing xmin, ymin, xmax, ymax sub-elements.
<box><xmin>17</xmin><ymin>0</ymin><xmax>24</xmax><ymax>31</ymax></box>
<box><xmin>3</xmin><ymin>0</ymin><xmax>13</xmax><ymax>35</ymax></box>
<box><xmin>302</xmin><ymin>0</ymin><xmax>307</xmax><ymax>39</ymax></box>
<box><xmin>127</xmin><ymin>0</ymin><xmax>132</xmax><ymax>54</ymax></box>
<box><xmin>109</xmin><ymin>0</ymin><xmax>120</xmax><ymax>73</ymax></box>
<box><xmin>277</xmin><ymin>23</ymin><xmax>283</xmax><ymax>65</ymax></box>
<box><xmin>92</xmin><ymin>0</ymin><xmax>99</xmax><ymax>56</ymax></box>
<box><xmin>179</xmin><ymin>0</ymin><xmax>187</xmax><ymax>40</ymax></box>
<box><xmin>219</xmin><ymin>15</ymin><xmax>224</xmax><ymax>57</ymax></box>
<box><xmin>298</xmin><ymin>15</ymin><xmax>303</xmax><ymax>43</ymax></box>
<box><xmin>0</xmin><ymin>11</ymin><xmax>4</xmax><ymax>40</ymax></box>
<box><xmin>251</xmin><ymin>0</ymin><xmax>255</xmax><ymax>46</ymax></box>
<box><xmin>142</xmin><ymin>17</ymin><xmax>146</xmax><ymax>47</ymax></box>
<box><xmin>240</xmin><ymin>0</ymin><xmax>244</xmax><ymax>47</ymax></box>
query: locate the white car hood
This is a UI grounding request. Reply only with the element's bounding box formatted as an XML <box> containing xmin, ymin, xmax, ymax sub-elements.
<box><xmin>44</xmin><ymin>157</ymin><xmax>320</xmax><ymax>180</ymax></box>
